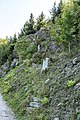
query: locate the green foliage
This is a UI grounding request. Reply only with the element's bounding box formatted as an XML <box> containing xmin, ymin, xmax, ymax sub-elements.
<box><xmin>9</xmin><ymin>34</ymin><xmax>17</xmax><ymax>44</ymax></box>
<box><xmin>13</xmin><ymin>33</ymin><xmax>17</xmax><ymax>43</ymax></box>
<box><xmin>67</xmin><ymin>80</ymin><xmax>76</xmax><ymax>87</ymax></box>
<box><xmin>23</xmin><ymin>13</ymin><xmax>36</xmax><ymax>35</ymax></box>
<box><xmin>0</xmin><ymin>38</ymin><xmax>8</xmax><ymax>45</ymax></box>
<box><xmin>0</xmin><ymin>38</ymin><xmax>8</xmax><ymax>65</ymax></box>
<box><xmin>0</xmin><ymin>60</ymin><xmax>49</xmax><ymax>120</ymax></box>
<box><xmin>0</xmin><ymin>1</ymin><xmax>80</xmax><ymax>120</ymax></box>
<box><xmin>14</xmin><ymin>36</ymin><xmax>37</xmax><ymax>62</ymax></box>
<box><xmin>42</xmin><ymin>97</ymin><xmax>48</xmax><ymax>106</ymax></box>
<box><xmin>18</xmin><ymin>29</ymin><xmax>24</xmax><ymax>38</ymax></box>
<box><xmin>14</xmin><ymin>37</ymin><xmax>30</xmax><ymax>62</ymax></box>
<box><xmin>36</xmin><ymin>12</ymin><xmax>46</xmax><ymax>31</ymax></box>
<box><xmin>37</xmin><ymin>113</ymin><xmax>44</xmax><ymax>120</ymax></box>
<box><xmin>0</xmin><ymin>35</ymin><xmax>18</xmax><ymax>66</ymax></box>
<box><xmin>50</xmin><ymin>0</ymin><xmax>80</xmax><ymax>50</ymax></box>
<box><xmin>27</xmin><ymin>43</ymin><xmax>37</xmax><ymax>54</ymax></box>
<box><xmin>50</xmin><ymin>0</ymin><xmax>62</xmax><ymax>23</ymax></box>
<box><xmin>50</xmin><ymin>2</ymin><xmax>57</xmax><ymax>23</ymax></box>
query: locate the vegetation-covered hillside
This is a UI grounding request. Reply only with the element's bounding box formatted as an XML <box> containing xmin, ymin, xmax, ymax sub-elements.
<box><xmin>0</xmin><ymin>0</ymin><xmax>80</xmax><ymax>120</ymax></box>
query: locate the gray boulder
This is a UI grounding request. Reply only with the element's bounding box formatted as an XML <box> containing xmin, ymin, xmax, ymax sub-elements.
<box><xmin>54</xmin><ymin>118</ymin><xmax>59</xmax><ymax>120</ymax></box>
<box><xmin>11</xmin><ymin>59</ymin><xmax>19</xmax><ymax>67</ymax></box>
<box><xmin>3</xmin><ymin>62</ymin><xmax>9</xmax><ymax>71</ymax></box>
<box><xmin>35</xmin><ymin>28</ymin><xmax>50</xmax><ymax>41</ymax></box>
<box><xmin>29</xmin><ymin>102</ymin><xmax>42</xmax><ymax>108</ymax></box>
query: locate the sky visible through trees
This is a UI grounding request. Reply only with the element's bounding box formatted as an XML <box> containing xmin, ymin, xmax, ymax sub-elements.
<box><xmin>0</xmin><ymin>0</ymin><xmax>60</xmax><ymax>38</ymax></box>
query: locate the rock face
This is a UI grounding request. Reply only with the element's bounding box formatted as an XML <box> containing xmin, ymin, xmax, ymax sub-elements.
<box><xmin>38</xmin><ymin>45</ymin><xmax>41</xmax><ymax>52</ymax></box>
<box><xmin>54</xmin><ymin>118</ymin><xmax>59</xmax><ymax>120</ymax></box>
<box><xmin>48</xmin><ymin>54</ymin><xmax>80</xmax><ymax>120</ymax></box>
<box><xmin>45</xmin><ymin>78</ymin><xmax>50</xmax><ymax>84</ymax></box>
<box><xmin>3</xmin><ymin>61</ymin><xmax>9</xmax><ymax>71</ymax></box>
<box><xmin>48</xmin><ymin>41</ymin><xmax>56</xmax><ymax>51</ymax></box>
<box><xmin>72</xmin><ymin>56</ymin><xmax>80</xmax><ymax>66</ymax></box>
<box><xmin>42</xmin><ymin>58</ymin><xmax>49</xmax><ymax>71</ymax></box>
<box><xmin>31</xmin><ymin>97</ymin><xmax>42</xmax><ymax>102</ymax></box>
<box><xmin>25</xmin><ymin>28</ymin><xmax>50</xmax><ymax>43</ymax></box>
<box><xmin>0</xmin><ymin>27</ymin><xmax>80</xmax><ymax>120</ymax></box>
<box><xmin>0</xmin><ymin>58</ymin><xmax>19</xmax><ymax>78</ymax></box>
<box><xmin>35</xmin><ymin>28</ymin><xmax>50</xmax><ymax>41</ymax></box>
<box><xmin>0</xmin><ymin>93</ymin><xmax>16</xmax><ymax>120</ymax></box>
<box><xmin>29</xmin><ymin>102</ymin><xmax>41</xmax><ymax>108</ymax></box>
<box><xmin>75</xmin><ymin>82</ymin><xmax>80</xmax><ymax>89</ymax></box>
<box><xmin>72</xmin><ymin>57</ymin><xmax>77</xmax><ymax>65</ymax></box>
<box><xmin>27</xmin><ymin>97</ymin><xmax>42</xmax><ymax>112</ymax></box>
<box><xmin>0</xmin><ymin>61</ymin><xmax>9</xmax><ymax>77</ymax></box>
<box><xmin>11</xmin><ymin>58</ymin><xmax>19</xmax><ymax>68</ymax></box>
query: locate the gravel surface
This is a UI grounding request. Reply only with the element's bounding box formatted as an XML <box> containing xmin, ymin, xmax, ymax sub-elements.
<box><xmin>0</xmin><ymin>93</ymin><xmax>16</xmax><ymax>120</ymax></box>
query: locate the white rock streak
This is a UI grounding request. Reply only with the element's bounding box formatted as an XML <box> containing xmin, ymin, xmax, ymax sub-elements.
<box><xmin>42</xmin><ymin>58</ymin><xmax>49</xmax><ymax>71</ymax></box>
<box><xmin>38</xmin><ymin>45</ymin><xmax>40</xmax><ymax>52</ymax></box>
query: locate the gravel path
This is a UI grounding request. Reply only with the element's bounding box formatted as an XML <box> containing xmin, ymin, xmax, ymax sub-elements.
<box><xmin>0</xmin><ymin>93</ymin><xmax>16</xmax><ymax>120</ymax></box>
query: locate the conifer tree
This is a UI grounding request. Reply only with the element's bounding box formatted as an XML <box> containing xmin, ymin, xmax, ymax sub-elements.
<box><xmin>23</xmin><ymin>21</ymin><xmax>29</xmax><ymax>35</ymax></box>
<box><xmin>50</xmin><ymin>0</ymin><xmax>62</xmax><ymax>23</ymax></box>
<box><xmin>50</xmin><ymin>2</ymin><xmax>57</xmax><ymax>23</ymax></box>
<box><xmin>28</xmin><ymin>13</ymin><xmax>36</xmax><ymax>34</ymax></box>
<box><xmin>0</xmin><ymin>47</ymin><xmax>2</xmax><ymax>66</ymax></box>
<box><xmin>55</xmin><ymin>0</ymin><xmax>80</xmax><ymax>48</ymax></box>
<box><xmin>13</xmin><ymin>33</ymin><xmax>17</xmax><ymax>43</ymax></box>
<box><xmin>23</xmin><ymin>13</ymin><xmax>35</xmax><ymax>35</ymax></box>
<box><xmin>18</xmin><ymin>29</ymin><xmax>24</xmax><ymax>38</ymax></box>
<box><xmin>36</xmin><ymin>12</ymin><xmax>45</xmax><ymax>31</ymax></box>
<box><xmin>57</xmin><ymin>0</ymin><xmax>63</xmax><ymax>17</ymax></box>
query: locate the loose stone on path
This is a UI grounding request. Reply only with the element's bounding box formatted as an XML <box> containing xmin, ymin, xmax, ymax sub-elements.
<box><xmin>0</xmin><ymin>93</ymin><xmax>16</xmax><ymax>120</ymax></box>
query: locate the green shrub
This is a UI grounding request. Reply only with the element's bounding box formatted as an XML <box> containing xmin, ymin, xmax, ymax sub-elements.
<box><xmin>37</xmin><ymin>113</ymin><xmax>44</xmax><ymax>120</ymax></box>
<box><xmin>67</xmin><ymin>80</ymin><xmax>76</xmax><ymax>87</ymax></box>
<box><xmin>42</xmin><ymin>97</ymin><xmax>48</xmax><ymax>106</ymax></box>
<box><xmin>14</xmin><ymin>37</ymin><xmax>37</xmax><ymax>62</ymax></box>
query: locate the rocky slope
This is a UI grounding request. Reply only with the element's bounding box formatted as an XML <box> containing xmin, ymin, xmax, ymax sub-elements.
<box><xmin>0</xmin><ymin>28</ymin><xmax>80</xmax><ymax>120</ymax></box>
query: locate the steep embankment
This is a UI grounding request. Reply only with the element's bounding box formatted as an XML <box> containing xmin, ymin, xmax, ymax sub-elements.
<box><xmin>0</xmin><ymin>29</ymin><xmax>80</xmax><ymax>120</ymax></box>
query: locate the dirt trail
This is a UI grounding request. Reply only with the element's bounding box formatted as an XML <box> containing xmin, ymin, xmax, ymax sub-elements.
<box><xmin>0</xmin><ymin>93</ymin><xmax>16</xmax><ymax>120</ymax></box>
